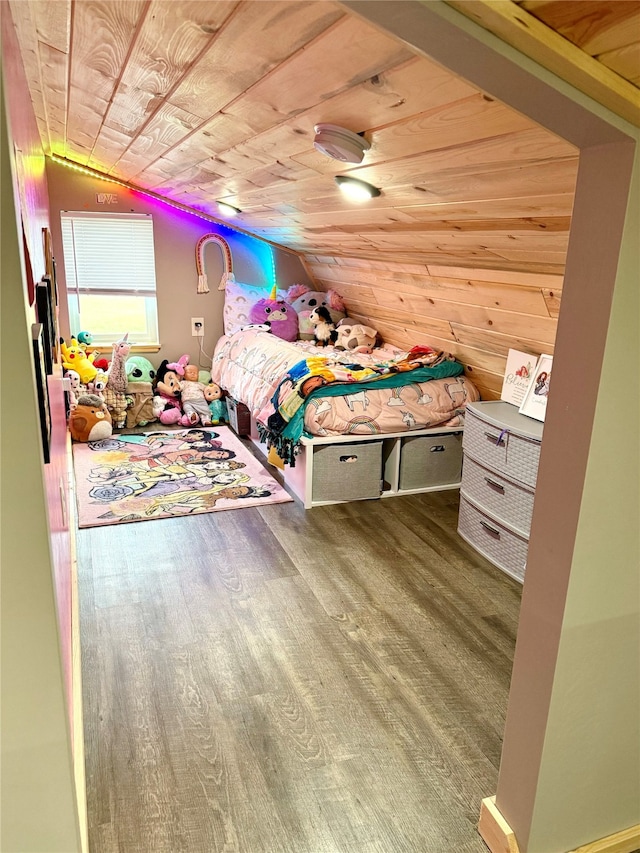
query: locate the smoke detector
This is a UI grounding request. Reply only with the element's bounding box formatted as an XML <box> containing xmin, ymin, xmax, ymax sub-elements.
<box><xmin>313</xmin><ymin>124</ymin><xmax>370</xmax><ymax>164</ymax></box>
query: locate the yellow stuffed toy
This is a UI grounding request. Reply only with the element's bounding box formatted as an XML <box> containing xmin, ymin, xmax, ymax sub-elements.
<box><xmin>61</xmin><ymin>337</ymin><xmax>98</xmax><ymax>385</ymax></box>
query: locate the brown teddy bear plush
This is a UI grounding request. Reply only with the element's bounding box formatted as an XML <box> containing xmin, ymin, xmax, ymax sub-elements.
<box><xmin>69</xmin><ymin>394</ymin><xmax>113</xmax><ymax>442</ymax></box>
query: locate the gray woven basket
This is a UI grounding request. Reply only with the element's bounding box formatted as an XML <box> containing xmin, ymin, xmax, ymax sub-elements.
<box><xmin>399</xmin><ymin>433</ymin><xmax>463</xmax><ymax>490</ymax></box>
<box><xmin>312</xmin><ymin>441</ymin><xmax>382</xmax><ymax>503</ymax></box>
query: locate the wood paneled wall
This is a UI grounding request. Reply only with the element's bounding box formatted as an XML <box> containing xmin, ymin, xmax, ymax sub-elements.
<box><xmin>305</xmin><ymin>255</ymin><xmax>562</xmax><ymax>400</ymax></box>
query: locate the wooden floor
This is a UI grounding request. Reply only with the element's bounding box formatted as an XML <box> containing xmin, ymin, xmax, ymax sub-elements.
<box><xmin>78</xmin><ymin>472</ymin><xmax>522</xmax><ymax>853</ymax></box>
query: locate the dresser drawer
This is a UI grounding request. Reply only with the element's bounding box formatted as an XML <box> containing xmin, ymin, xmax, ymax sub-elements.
<box><xmin>461</xmin><ymin>454</ymin><xmax>535</xmax><ymax>537</ymax></box>
<box><xmin>463</xmin><ymin>405</ymin><xmax>541</xmax><ymax>488</ymax></box>
<box><xmin>458</xmin><ymin>495</ymin><xmax>528</xmax><ymax>583</ymax></box>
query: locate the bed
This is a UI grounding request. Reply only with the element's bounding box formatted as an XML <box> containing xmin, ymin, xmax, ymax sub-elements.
<box><xmin>211</xmin><ymin>328</ymin><xmax>480</xmax><ymax>506</ymax></box>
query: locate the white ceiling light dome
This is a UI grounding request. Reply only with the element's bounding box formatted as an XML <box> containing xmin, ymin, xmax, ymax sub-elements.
<box><xmin>313</xmin><ymin>124</ymin><xmax>371</xmax><ymax>164</ymax></box>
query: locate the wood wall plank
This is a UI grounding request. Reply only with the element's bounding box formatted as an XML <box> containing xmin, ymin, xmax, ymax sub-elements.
<box><xmin>8</xmin><ymin>0</ymin><xmax>54</xmax><ymax>152</ymax></box>
<box><xmin>307</xmin><ymin>252</ymin><xmax>559</xmax><ymax>401</ymax></box>
<box><xmin>397</xmin><ymin>193</ymin><xmax>576</xmax><ymax>222</ymax></box>
<box><xmin>66</xmin><ymin>1</ymin><xmax>151</xmax><ymax>163</ymax></box>
<box><xmin>88</xmin><ymin>0</ymin><xmax>239</xmax><ymax>171</ymax></box>
<box><xmin>518</xmin><ymin>1</ymin><xmax>640</xmax><ymax>57</ymax></box>
<box><xmin>308</xmin><ymin>263</ymin><xmax>554</xmax><ymax>316</ymax></box>
<box><xmin>599</xmin><ymin>41</ymin><xmax>640</xmax><ymax>86</ymax></box>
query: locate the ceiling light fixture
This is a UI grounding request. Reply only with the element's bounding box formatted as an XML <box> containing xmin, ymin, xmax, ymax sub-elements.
<box><xmin>314</xmin><ymin>124</ymin><xmax>370</xmax><ymax>164</ymax></box>
<box><xmin>216</xmin><ymin>201</ymin><xmax>241</xmax><ymax>217</ymax></box>
<box><xmin>335</xmin><ymin>175</ymin><xmax>381</xmax><ymax>201</ymax></box>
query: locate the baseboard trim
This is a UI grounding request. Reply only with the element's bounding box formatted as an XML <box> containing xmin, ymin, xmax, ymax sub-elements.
<box><xmin>478</xmin><ymin>796</ymin><xmax>520</xmax><ymax>853</ymax></box>
<box><xmin>570</xmin><ymin>823</ymin><xmax>640</xmax><ymax>853</ymax></box>
<box><xmin>478</xmin><ymin>796</ymin><xmax>640</xmax><ymax>853</ymax></box>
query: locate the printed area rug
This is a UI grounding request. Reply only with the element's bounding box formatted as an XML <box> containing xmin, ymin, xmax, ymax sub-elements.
<box><xmin>72</xmin><ymin>426</ymin><xmax>293</xmax><ymax>528</ymax></box>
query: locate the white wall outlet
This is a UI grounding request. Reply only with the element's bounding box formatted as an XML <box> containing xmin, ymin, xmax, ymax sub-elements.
<box><xmin>191</xmin><ymin>317</ymin><xmax>204</xmax><ymax>337</ymax></box>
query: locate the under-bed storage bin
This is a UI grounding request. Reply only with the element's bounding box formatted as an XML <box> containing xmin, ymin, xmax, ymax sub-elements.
<box><xmin>458</xmin><ymin>494</ymin><xmax>529</xmax><ymax>583</ymax></box>
<box><xmin>227</xmin><ymin>397</ymin><xmax>251</xmax><ymax>436</ymax></box>
<box><xmin>311</xmin><ymin>441</ymin><xmax>383</xmax><ymax>503</ymax></box>
<box><xmin>399</xmin><ymin>433</ymin><xmax>463</xmax><ymax>490</ymax></box>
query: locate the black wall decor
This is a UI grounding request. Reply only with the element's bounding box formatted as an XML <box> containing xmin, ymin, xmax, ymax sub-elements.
<box><xmin>32</xmin><ymin>323</ymin><xmax>51</xmax><ymax>463</ymax></box>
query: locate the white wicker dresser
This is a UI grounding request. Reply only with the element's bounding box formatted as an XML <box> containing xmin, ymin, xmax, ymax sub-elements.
<box><xmin>457</xmin><ymin>400</ymin><xmax>544</xmax><ymax>583</ymax></box>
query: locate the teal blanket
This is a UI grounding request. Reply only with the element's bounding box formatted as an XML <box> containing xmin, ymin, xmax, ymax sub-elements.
<box><xmin>257</xmin><ymin>354</ymin><xmax>464</xmax><ymax>466</ymax></box>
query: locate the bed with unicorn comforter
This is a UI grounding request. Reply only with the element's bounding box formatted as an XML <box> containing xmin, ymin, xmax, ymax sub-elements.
<box><xmin>211</xmin><ymin>329</ymin><xmax>479</xmax><ymax>464</ymax></box>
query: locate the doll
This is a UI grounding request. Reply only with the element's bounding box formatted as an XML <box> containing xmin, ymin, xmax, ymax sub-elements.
<box><xmin>204</xmin><ymin>382</ymin><xmax>228</xmax><ymax>425</ymax></box>
<box><xmin>180</xmin><ymin>362</ymin><xmax>213</xmax><ymax>426</ymax></box>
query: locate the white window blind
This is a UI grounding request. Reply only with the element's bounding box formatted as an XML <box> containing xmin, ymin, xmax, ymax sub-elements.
<box><xmin>61</xmin><ymin>211</ymin><xmax>159</xmax><ymax>345</ymax></box>
<box><xmin>61</xmin><ymin>211</ymin><xmax>157</xmax><ymax>295</ymax></box>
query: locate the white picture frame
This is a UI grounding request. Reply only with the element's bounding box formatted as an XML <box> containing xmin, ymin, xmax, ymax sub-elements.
<box><xmin>519</xmin><ymin>354</ymin><xmax>553</xmax><ymax>422</ymax></box>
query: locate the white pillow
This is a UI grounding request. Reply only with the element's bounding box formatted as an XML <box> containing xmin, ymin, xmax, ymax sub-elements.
<box><xmin>223</xmin><ymin>280</ymin><xmax>272</xmax><ymax>335</ymax></box>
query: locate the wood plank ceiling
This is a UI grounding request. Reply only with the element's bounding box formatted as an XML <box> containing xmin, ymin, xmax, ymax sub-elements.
<box><xmin>8</xmin><ymin>1</ymin><xmax>637</xmax><ymax>398</ymax></box>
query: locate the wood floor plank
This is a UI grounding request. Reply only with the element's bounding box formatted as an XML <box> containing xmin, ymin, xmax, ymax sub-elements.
<box><xmin>78</xmin><ymin>486</ymin><xmax>521</xmax><ymax>852</ymax></box>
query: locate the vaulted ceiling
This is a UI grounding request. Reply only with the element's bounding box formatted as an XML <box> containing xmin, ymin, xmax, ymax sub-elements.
<box><xmin>6</xmin><ymin>1</ymin><xmax>638</xmax><ymax>275</ymax></box>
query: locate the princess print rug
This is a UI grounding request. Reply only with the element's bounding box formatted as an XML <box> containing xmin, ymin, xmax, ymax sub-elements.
<box><xmin>72</xmin><ymin>426</ymin><xmax>293</xmax><ymax>528</ymax></box>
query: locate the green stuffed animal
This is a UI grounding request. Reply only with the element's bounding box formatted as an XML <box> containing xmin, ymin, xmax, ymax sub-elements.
<box><xmin>124</xmin><ymin>356</ymin><xmax>157</xmax><ymax>428</ymax></box>
<box><xmin>125</xmin><ymin>356</ymin><xmax>156</xmax><ymax>383</ymax></box>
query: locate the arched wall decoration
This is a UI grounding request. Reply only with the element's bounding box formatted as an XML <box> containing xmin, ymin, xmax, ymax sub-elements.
<box><xmin>195</xmin><ymin>233</ymin><xmax>234</xmax><ymax>294</ymax></box>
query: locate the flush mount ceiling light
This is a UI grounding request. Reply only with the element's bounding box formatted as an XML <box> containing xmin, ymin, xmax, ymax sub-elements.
<box><xmin>335</xmin><ymin>175</ymin><xmax>381</xmax><ymax>201</ymax></box>
<box><xmin>216</xmin><ymin>201</ymin><xmax>241</xmax><ymax>217</ymax></box>
<box><xmin>314</xmin><ymin>124</ymin><xmax>371</xmax><ymax>164</ymax></box>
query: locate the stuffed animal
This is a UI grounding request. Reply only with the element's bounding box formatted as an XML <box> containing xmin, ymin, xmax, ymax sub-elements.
<box><xmin>93</xmin><ymin>356</ymin><xmax>110</xmax><ymax>372</ymax></box>
<box><xmin>69</xmin><ymin>394</ymin><xmax>112</xmax><ymax>442</ymax></box>
<box><xmin>309</xmin><ymin>305</ymin><xmax>338</xmax><ymax>347</ymax></box>
<box><xmin>60</xmin><ymin>338</ymin><xmax>98</xmax><ymax>385</ymax></box>
<box><xmin>104</xmin><ymin>334</ymin><xmax>132</xmax><ymax>428</ymax></box>
<box><xmin>284</xmin><ymin>284</ymin><xmax>346</xmax><ymax>340</ymax></box>
<box><xmin>106</xmin><ymin>334</ymin><xmax>131</xmax><ymax>394</ymax></box>
<box><xmin>86</xmin><ymin>370</ymin><xmax>108</xmax><ymax>402</ymax></box>
<box><xmin>334</xmin><ymin>319</ymin><xmax>378</xmax><ymax>354</ymax></box>
<box><xmin>152</xmin><ymin>359</ymin><xmax>185</xmax><ymax>425</ymax></box>
<box><xmin>124</xmin><ymin>356</ymin><xmax>157</xmax><ymax>428</ymax></box>
<box><xmin>167</xmin><ymin>354</ymin><xmax>189</xmax><ymax>378</ymax></box>
<box><xmin>126</xmin><ymin>356</ymin><xmax>156</xmax><ymax>384</ymax></box>
<box><xmin>64</xmin><ymin>369</ymin><xmax>83</xmax><ymax>410</ymax></box>
<box><xmin>180</xmin><ymin>362</ymin><xmax>213</xmax><ymax>425</ymax></box>
<box><xmin>125</xmin><ymin>381</ymin><xmax>156</xmax><ymax>428</ymax></box>
<box><xmin>248</xmin><ymin>286</ymin><xmax>298</xmax><ymax>342</ymax></box>
<box><xmin>204</xmin><ymin>382</ymin><xmax>228</xmax><ymax>425</ymax></box>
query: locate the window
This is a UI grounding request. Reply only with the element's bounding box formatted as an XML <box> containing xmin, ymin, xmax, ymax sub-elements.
<box><xmin>61</xmin><ymin>211</ymin><xmax>159</xmax><ymax>346</ymax></box>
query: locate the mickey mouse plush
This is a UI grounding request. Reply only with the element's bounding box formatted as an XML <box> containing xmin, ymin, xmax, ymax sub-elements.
<box><xmin>152</xmin><ymin>359</ymin><xmax>185</xmax><ymax>425</ymax></box>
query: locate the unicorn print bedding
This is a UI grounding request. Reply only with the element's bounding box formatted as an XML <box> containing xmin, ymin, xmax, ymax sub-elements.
<box><xmin>211</xmin><ymin>328</ymin><xmax>479</xmax><ymax>462</ymax></box>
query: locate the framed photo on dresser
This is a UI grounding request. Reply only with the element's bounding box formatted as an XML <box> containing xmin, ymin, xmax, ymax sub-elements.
<box><xmin>519</xmin><ymin>354</ymin><xmax>553</xmax><ymax>422</ymax></box>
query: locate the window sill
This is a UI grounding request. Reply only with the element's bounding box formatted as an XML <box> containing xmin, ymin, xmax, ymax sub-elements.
<box><xmin>93</xmin><ymin>344</ymin><xmax>161</xmax><ymax>354</ymax></box>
